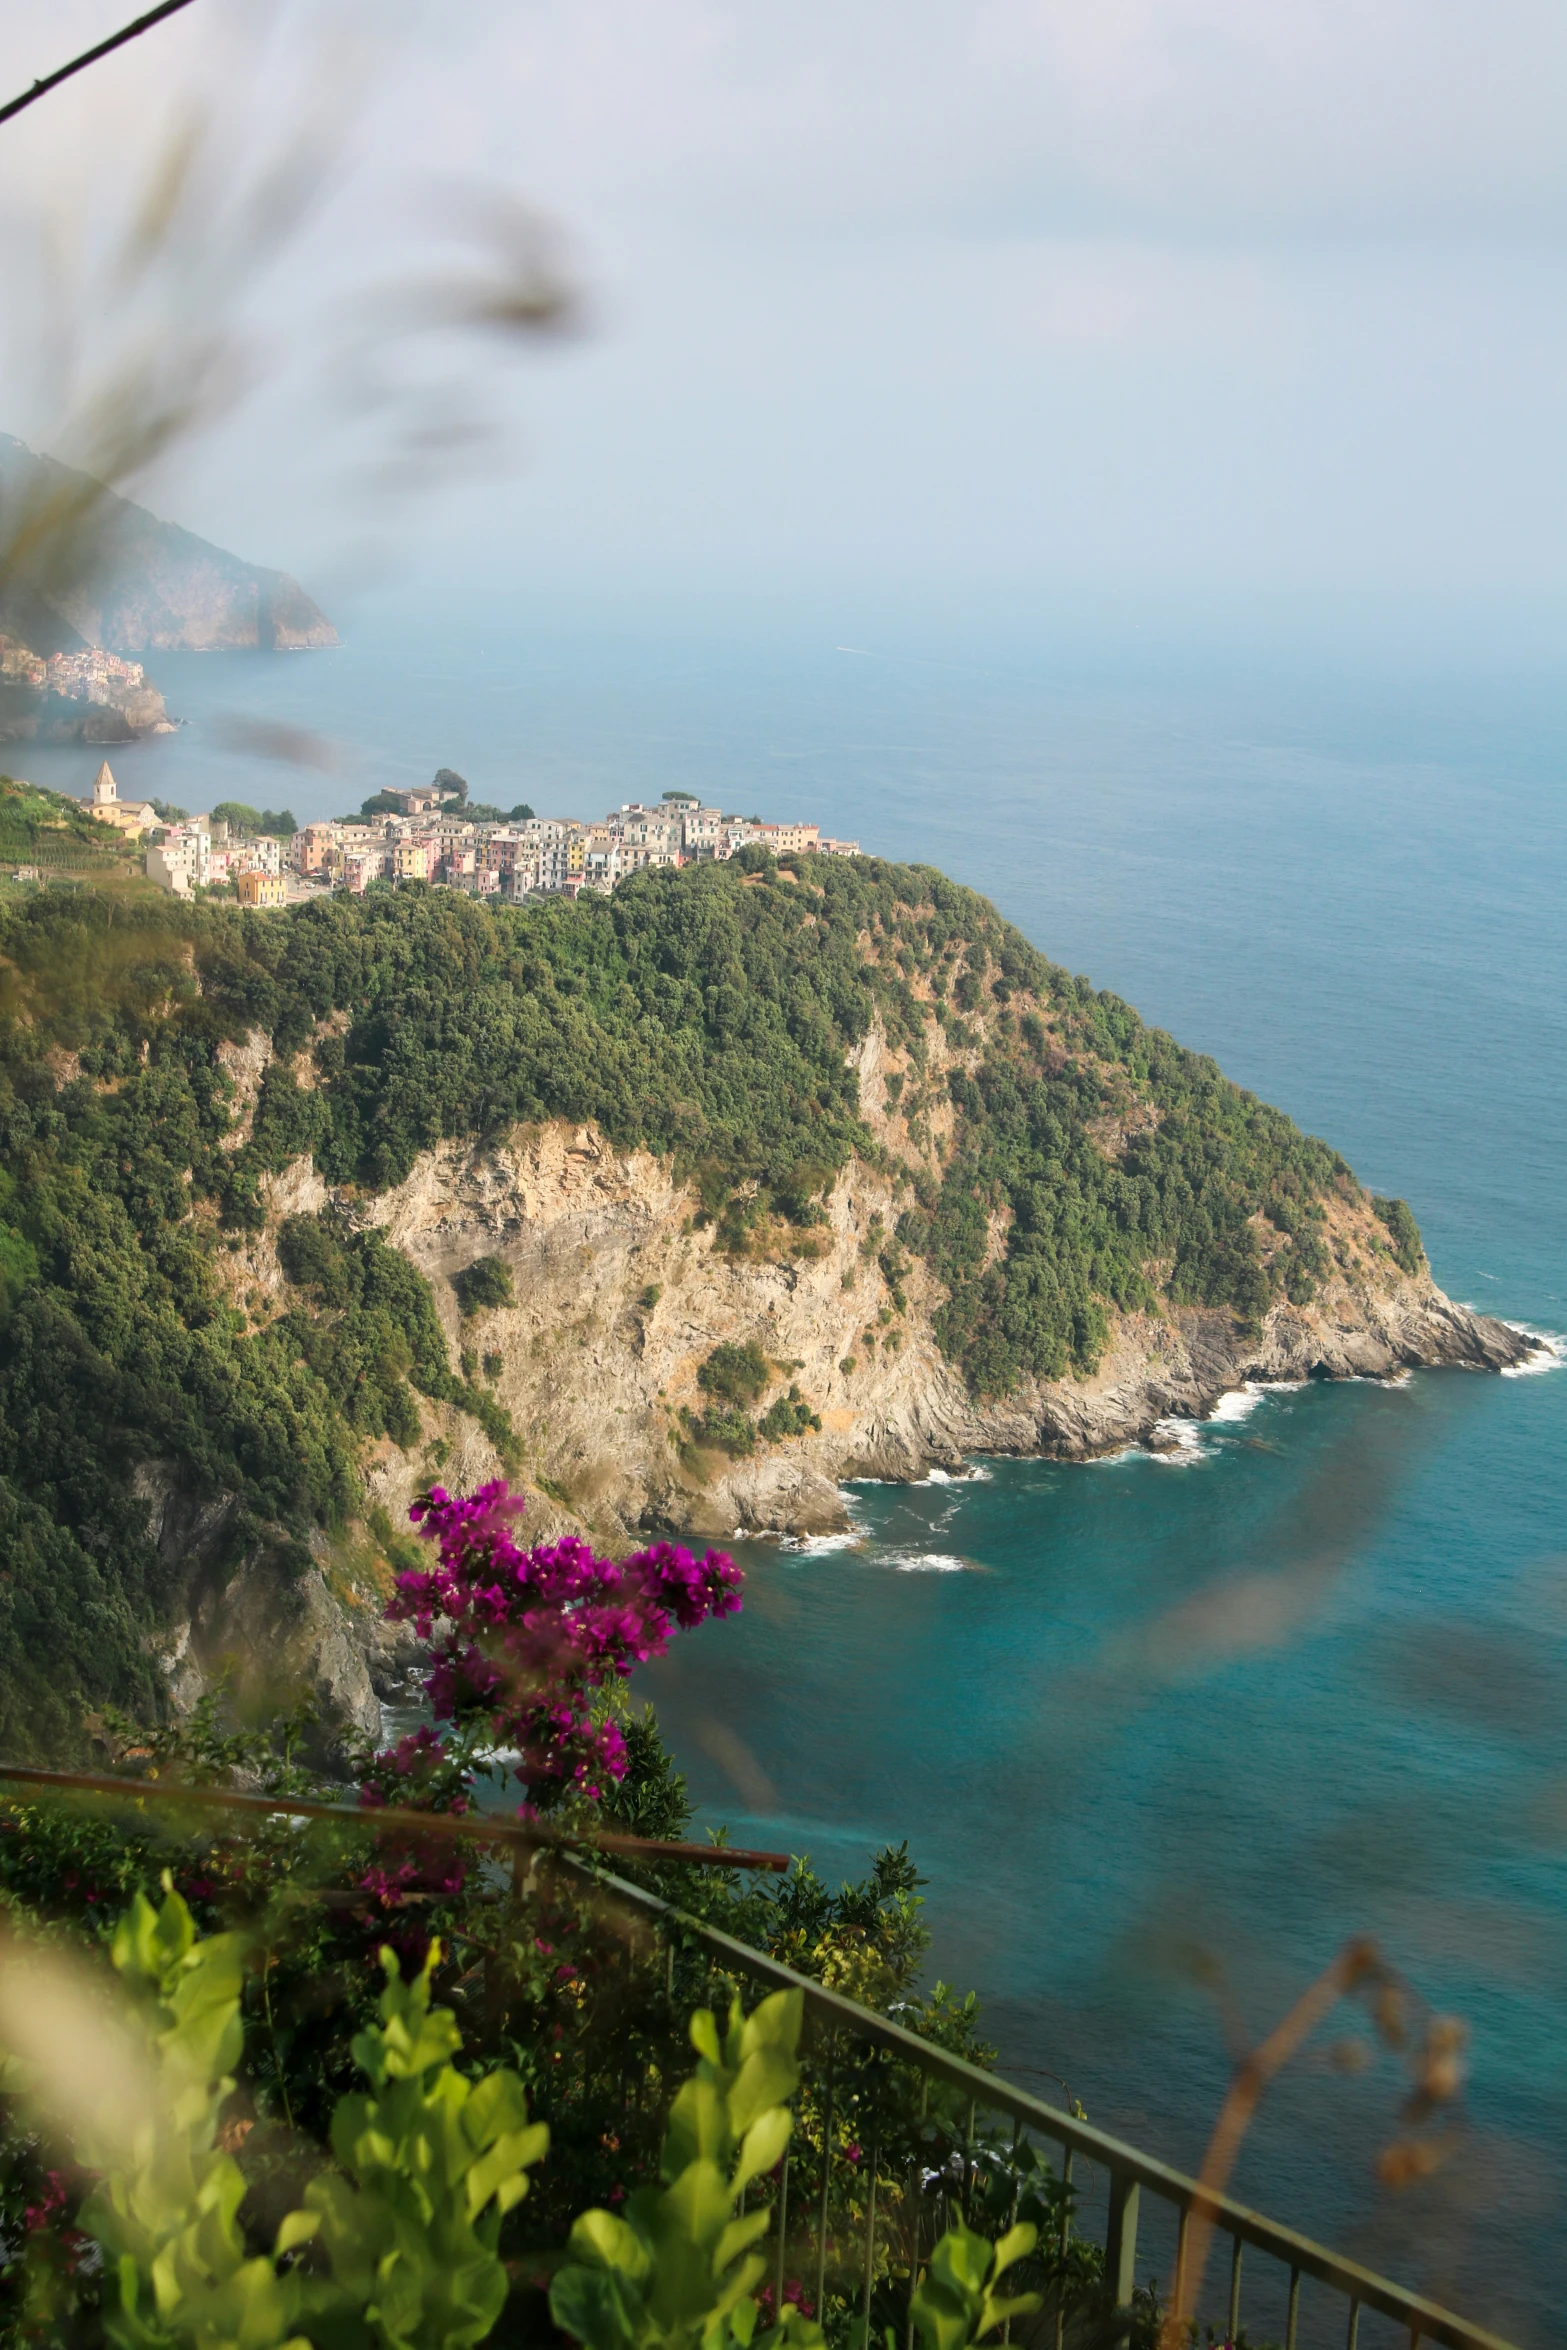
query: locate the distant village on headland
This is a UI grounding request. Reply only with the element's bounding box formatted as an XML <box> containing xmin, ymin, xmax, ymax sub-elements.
<box><xmin>70</xmin><ymin>763</ymin><xmax>862</xmax><ymax>908</ymax></box>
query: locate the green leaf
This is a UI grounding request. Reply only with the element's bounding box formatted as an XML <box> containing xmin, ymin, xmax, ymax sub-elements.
<box><xmin>712</xmin><ymin>2208</ymin><xmax>772</xmax><ymax>2274</ymax></box>
<box><xmin>732</xmin><ymin>2106</ymin><xmax>792</xmax><ymax>2194</ymax></box>
<box><xmin>568</xmin><ymin>2207</ymin><xmax>655</xmax><ymax>2281</ymax></box>
<box><xmin>987</xmin><ymin>2223</ymin><xmax>1036</xmax><ymax>2281</ymax></box>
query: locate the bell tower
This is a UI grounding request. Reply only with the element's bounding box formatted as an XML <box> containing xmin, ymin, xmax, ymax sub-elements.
<box><xmin>92</xmin><ymin>761</ymin><xmax>117</xmax><ymax>810</ymax></box>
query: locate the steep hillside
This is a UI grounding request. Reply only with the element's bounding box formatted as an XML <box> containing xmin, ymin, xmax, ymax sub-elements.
<box><xmin>0</xmin><ymin>434</ymin><xmax>337</xmax><ymax>652</ymax></box>
<box><xmin>0</xmin><ymin>861</ymin><xmax>1527</xmax><ymax>1757</ymax></box>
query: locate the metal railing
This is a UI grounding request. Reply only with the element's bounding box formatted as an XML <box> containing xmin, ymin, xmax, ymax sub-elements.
<box><xmin>0</xmin><ymin>1764</ymin><xmax>1518</xmax><ymax>2350</ymax></box>
<box><xmin>562</xmin><ymin>1856</ymin><xmax>1519</xmax><ymax>2350</ymax></box>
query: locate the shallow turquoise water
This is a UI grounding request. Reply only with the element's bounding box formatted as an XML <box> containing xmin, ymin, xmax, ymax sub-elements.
<box><xmin>643</xmin><ymin>1362</ymin><xmax>1567</xmax><ymax>2342</ymax></box>
<box><xmin>31</xmin><ymin>614</ymin><xmax>1567</xmax><ymax>2338</ymax></box>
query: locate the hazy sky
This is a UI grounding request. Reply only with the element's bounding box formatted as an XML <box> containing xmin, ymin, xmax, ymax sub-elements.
<box><xmin>0</xmin><ymin>0</ymin><xmax>1564</xmax><ymax>655</ymax></box>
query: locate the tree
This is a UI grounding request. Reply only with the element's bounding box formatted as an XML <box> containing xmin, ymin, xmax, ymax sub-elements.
<box><xmin>433</xmin><ymin>768</ymin><xmax>469</xmax><ymax>805</ymax></box>
<box><xmin>211</xmin><ymin>800</ymin><xmax>263</xmax><ymax>834</ymax></box>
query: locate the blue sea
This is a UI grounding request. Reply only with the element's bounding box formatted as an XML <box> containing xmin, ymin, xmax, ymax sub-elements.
<box><xmin>24</xmin><ymin>611</ymin><xmax>1567</xmax><ymax>2343</ymax></box>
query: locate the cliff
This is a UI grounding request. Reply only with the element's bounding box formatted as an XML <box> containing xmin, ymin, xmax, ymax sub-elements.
<box><xmin>207</xmin><ymin>1107</ymin><xmax>1530</xmax><ymax>1556</ymax></box>
<box><xmin>0</xmin><ymin>434</ymin><xmax>337</xmax><ymax>653</ymax></box>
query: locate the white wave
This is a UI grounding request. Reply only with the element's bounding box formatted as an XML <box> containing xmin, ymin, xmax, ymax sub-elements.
<box><xmin>879</xmin><ymin>1550</ymin><xmax>969</xmax><ymax>1573</ymax></box>
<box><xmin>1147</xmin><ymin>1416</ymin><xmax>1206</xmax><ymax>1464</ymax></box>
<box><xmin>1500</xmin><ymin>1325</ymin><xmax>1567</xmax><ymax>1378</ymax></box>
<box><xmin>782</xmin><ymin>1532</ymin><xmax>866</xmax><ymax>1556</ymax></box>
<box><xmin>1205</xmin><ymin>1384</ymin><xmax>1266</xmax><ymax>1426</ymax></box>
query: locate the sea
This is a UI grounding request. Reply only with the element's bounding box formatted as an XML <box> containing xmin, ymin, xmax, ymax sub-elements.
<box><xmin>19</xmin><ymin>609</ymin><xmax>1567</xmax><ymax>2344</ymax></box>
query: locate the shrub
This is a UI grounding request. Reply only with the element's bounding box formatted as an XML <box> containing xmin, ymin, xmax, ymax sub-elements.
<box><xmin>552</xmin><ymin>1989</ymin><xmax>821</xmax><ymax>2350</ymax></box>
<box><xmin>388</xmin><ymin>1480</ymin><xmax>742</xmax><ymax>1802</ymax></box>
<box><xmin>688</xmin><ymin>1406</ymin><xmax>756</xmax><ymax>1457</ymax></box>
<box><xmin>697</xmin><ymin>1341</ymin><xmax>769</xmax><ymax>1408</ymax></box>
<box><xmin>758</xmin><ymin>1387</ymin><xmax>821</xmax><ymax>1442</ymax></box>
<box><xmin>1373</xmin><ymin>1195</ymin><xmax>1424</xmax><ymax>1275</ymax></box>
<box><xmin>454</xmin><ymin>1256</ymin><xmax>515</xmax><ymax>1316</ymax></box>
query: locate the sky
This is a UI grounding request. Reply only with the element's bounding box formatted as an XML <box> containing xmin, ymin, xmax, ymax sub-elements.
<box><xmin>0</xmin><ymin>0</ymin><xmax>1563</xmax><ymax>661</ymax></box>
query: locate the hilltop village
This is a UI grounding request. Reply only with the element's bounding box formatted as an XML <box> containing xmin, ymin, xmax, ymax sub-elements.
<box><xmin>132</xmin><ymin>773</ymin><xmax>862</xmax><ymax>905</ymax></box>
<box><xmin>0</xmin><ymin>635</ymin><xmax>174</xmax><ymax>741</ymax></box>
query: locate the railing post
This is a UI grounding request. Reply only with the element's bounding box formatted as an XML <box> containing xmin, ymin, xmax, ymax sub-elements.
<box><xmin>904</xmin><ymin>2187</ymin><xmax>920</xmax><ymax>2350</ymax></box>
<box><xmin>774</xmin><ymin>2153</ymin><xmax>790</xmax><ymax>2317</ymax></box>
<box><xmin>1286</xmin><ymin>2266</ymin><xmax>1300</xmax><ymax>2350</ymax></box>
<box><xmin>1002</xmin><ymin>2118</ymin><xmax>1021</xmax><ymax>2346</ymax></box>
<box><xmin>1346</xmin><ymin>2299</ymin><xmax>1360</xmax><ymax>2350</ymax></box>
<box><xmin>816</xmin><ymin>2041</ymin><xmax>836</xmax><ymax>2320</ymax></box>
<box><xmin>1104</xmin><ymin>2169</ymin><xmax>1140</xmax><ymax>2322</ymax></box>
<box><xmin>1173</xmin><ymin>2204</ymin><xmax>1190</xmax><ymax>2325</ymax></box>
<box><xmin>860</xmin><ymin>2140</ymin><xmax>879</xmax><ymax>2350</ymax></box>
<box><xmin>1228</xmin><ymin>2234</ymin><xmax>1243</xmax><ymax>2343</ymax></box>
<box><xmin>1054</xmin><ymin>2148</ymin><xmax>1073</xmax><ymax>2350</ymax></box>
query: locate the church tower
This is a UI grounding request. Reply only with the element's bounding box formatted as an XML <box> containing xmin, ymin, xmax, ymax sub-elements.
<box><xmin>92</xmin><ymin>761</ymin><xmax>117</xmax><ymax>810</ymax></box>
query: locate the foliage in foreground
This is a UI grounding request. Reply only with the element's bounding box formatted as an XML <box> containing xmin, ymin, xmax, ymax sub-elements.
<box><xmin>0</xmin><ymin>1873</ymin><xmax>1048</xmax><ymax>2350</ymax></box>
<box><xmin>550</xmin><ymin>1988</ymin><xmax>833</xmax><ymax>2350</ymax></box>
<box><xmin>0</xmin><ymin>1476</ymin><xmax>1015</xmax><ymax>2348</ymax></box>
<box><xmin>8</xmin><ymin>1882</ymin><xmax>548</xmax><ymax>2350</ymax></box>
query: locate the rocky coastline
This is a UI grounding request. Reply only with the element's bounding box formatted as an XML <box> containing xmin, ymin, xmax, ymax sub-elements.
<box><xmin>213</xmin><ymin>1112</ymin><xmax>1535</xmax><ymax>1565</ymax></box>
<box><xmin>0</xmin><ymin>678</ymin><xmax>175</xmax><ymax>744</ymax></box>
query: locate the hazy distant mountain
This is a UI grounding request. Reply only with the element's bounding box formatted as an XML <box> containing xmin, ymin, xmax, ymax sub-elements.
<box><xmin>0</xmin><ymin>435</ymin><xmax>337</xmax><ymax>655</ymax></box>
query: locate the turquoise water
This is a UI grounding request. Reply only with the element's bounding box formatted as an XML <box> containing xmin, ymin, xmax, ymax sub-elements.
<box><xmin>25</xmin><ymin>616</ymin><xmax>1567</xmax><ymax>2339</ymax></box>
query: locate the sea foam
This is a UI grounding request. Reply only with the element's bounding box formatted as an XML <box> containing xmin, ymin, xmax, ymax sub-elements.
<box><xmin>1500</xmin><ymin>1325</ymin><xmax>1567</xmax><ymax>1377</ymax></box>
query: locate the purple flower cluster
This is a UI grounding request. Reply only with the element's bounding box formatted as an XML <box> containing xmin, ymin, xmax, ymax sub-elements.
<box><xmin>386</xmin><ymin>1481</ymin><xmax>742</xmax><ymax>1800</ymax></box>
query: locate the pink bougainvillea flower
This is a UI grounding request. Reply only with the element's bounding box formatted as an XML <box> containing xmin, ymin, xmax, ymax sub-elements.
<box><xmin>360</xmin><ymin>1481</ymin><xmax>743</xmax><ymax>1838</ymax></box>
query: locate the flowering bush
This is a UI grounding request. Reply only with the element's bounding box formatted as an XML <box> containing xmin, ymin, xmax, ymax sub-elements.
<box><xmin>383</xmin><ymin>1481</ymin><xmax>743</xmax><ymax>1806</ymax></box>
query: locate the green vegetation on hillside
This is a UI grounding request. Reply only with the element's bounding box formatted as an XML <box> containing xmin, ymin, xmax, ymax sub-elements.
<box><xmin>0</xmin><ymin>774</ymin><xmax>130</xmax><ymax>873</ymax></box>
<box><xmin>0</xmin><ymin>851</ymin><xmax>1389</xmax><ymax>1750</ymax></box>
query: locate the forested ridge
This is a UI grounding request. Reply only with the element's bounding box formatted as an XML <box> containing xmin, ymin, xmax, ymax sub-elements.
<box><xmin>0</xmin><ymin>809</ymin><xmax>1414</xmax><ymax>1755</ymax></box>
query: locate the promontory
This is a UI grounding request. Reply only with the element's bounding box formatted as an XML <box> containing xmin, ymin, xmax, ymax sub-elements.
<box><xmin>0</xmin><ymin>850</ymin><xmax>1528</xmax><ymax>1758</ymax></box>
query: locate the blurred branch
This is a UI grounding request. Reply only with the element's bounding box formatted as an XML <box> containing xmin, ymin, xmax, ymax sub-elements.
<box><xmin>0</xmin><ymin>0</ymin><xmax>202</xmax><ymax>130</ymax></box>
<box><xmin>1166</xmin><ymin>1936</ymin><xmax>1468</xmax><ymax>2342</ymax></box>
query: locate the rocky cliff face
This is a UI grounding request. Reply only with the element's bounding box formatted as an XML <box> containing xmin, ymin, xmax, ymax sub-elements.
<box><xmin>210</xmin><ymin>1094</ymin><xmax>1533</xmax><ymax>1558</ymax></box>
<box><xmin>0</xmin><ymin>680</ymin><xmax>173</xmax><ymax>744</ymax></box>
